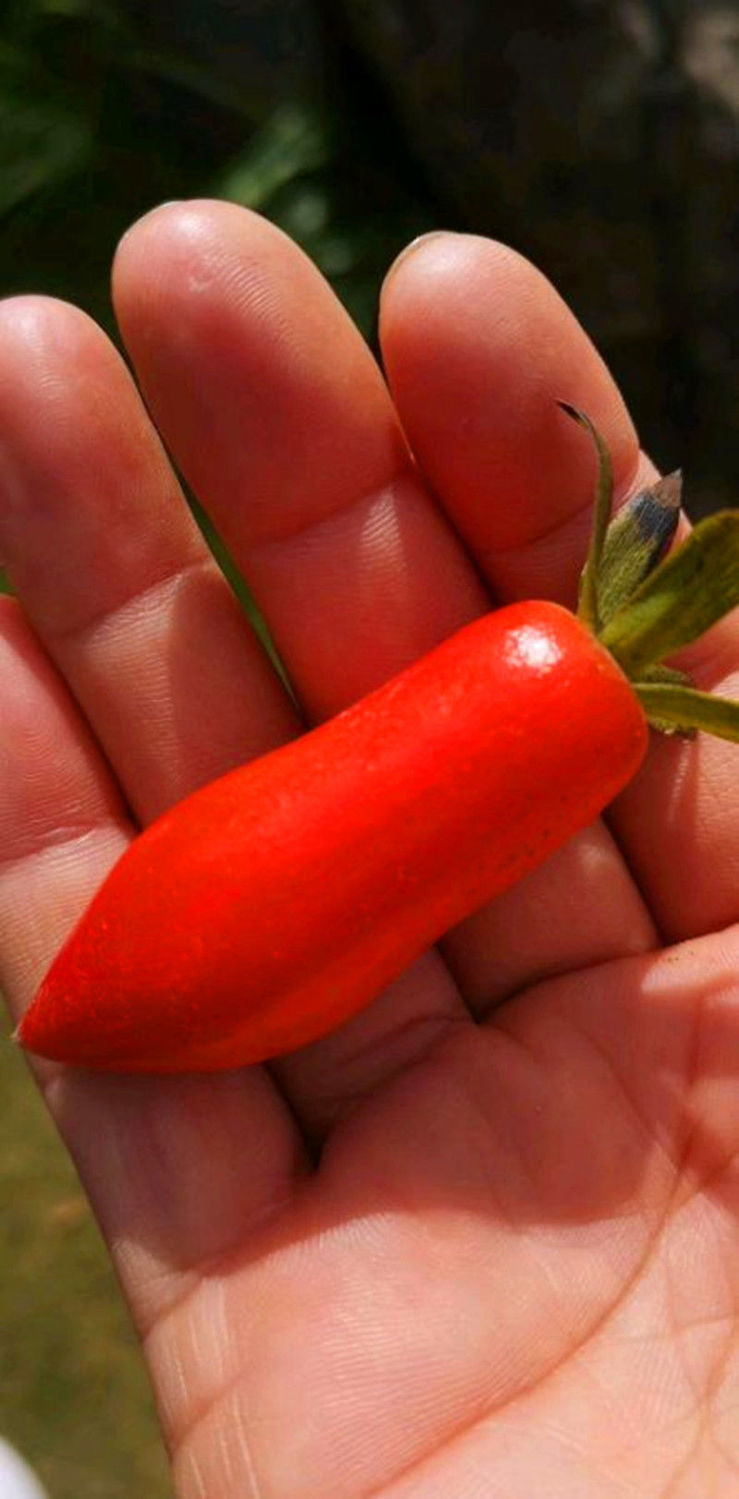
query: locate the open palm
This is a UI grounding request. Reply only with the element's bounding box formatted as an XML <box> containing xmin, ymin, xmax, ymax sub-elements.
<box><xmin>1</xmin><ymin>206</ymin><xmax>738</xmax><ymax>1498</ymax></box>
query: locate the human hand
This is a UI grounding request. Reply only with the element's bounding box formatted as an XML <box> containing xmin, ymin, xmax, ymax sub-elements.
<box><xmin>1</xmin><ymin>205</ymin><xmax>737</xmax><ymax>1497</ymax></box>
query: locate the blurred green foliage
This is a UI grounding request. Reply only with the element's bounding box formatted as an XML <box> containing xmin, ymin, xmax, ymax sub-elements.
<box><xmin>0</xmin><ymin>0</ymin><xmax>434</xmax><ymax>596</ymax></box>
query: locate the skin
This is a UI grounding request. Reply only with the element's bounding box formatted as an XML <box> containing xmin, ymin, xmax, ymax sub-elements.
<box><xmin>0</xmin><ymin>205</ymin><xmax>737</xmax><ymax>1498</ymax></box>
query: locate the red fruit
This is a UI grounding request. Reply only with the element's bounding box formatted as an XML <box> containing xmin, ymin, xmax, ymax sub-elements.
<box><xmin>18</xmin><ymin>601</ymin><xmax>647</xmax><ymax>1072</ymax></box>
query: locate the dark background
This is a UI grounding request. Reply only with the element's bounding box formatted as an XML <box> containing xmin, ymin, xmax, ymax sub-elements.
<box><xmin>1</xmin><ymin>0</ymin><xmax>736</xmax><ymax>516</ymax></box>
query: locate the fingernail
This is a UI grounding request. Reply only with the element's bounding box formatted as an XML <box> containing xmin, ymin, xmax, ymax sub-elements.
<box><xmin>384</xmin><ymin>230</ymin><xmax>456</xmax><ymax>283</ymax></box>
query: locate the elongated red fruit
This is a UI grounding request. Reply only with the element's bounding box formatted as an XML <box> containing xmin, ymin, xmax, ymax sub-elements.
<box><xmin>19</xmin><ymin>601</ymin><xmax>647</xmax><ymax>1072</ymax></box>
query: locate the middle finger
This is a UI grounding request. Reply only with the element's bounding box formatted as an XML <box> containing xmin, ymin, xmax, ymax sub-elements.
<box><xmin>112</xmin><ymin>202</ymin><xmax>490</xmax><ymax>713</ymax></box>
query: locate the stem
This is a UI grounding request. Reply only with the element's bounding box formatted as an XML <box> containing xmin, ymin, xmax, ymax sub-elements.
<box><xmin>561</xmin><ymin>404</ymin><xmax>738</xmax><ymax>747</ymax></box>
<box><xmin>558</xmin><ymin>402</ymin><xmax>614</xmax><ymax>633</ymax></box>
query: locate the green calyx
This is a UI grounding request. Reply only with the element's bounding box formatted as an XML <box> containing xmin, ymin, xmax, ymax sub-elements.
<box><xmin>560</xmin><ymin>402</ymin><xmax>739</xmax><ymax>744</ymax></box>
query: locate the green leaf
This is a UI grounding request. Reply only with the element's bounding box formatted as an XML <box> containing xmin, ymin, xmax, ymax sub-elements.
<box><xmin>601</xmin><ymin>511</ymin><xmax>739</xmax><ymax>674</ymax></box>
<box><xmin>638</xmin><ymin>662</ymin><xmax>695</xmax><ymax>734</ymax></box>
<box><xmin>638</xmin><ymin>663</ymin><xmax>692</xmax><ymax>687</ymax></box>
<box><xmin>597</xmin><ymin>472</ymin><xmax>682</xmax><ymax>624</ymax></box>
<box><xmin>634</xmin><ymin>664</ymin><xmax>695</xmax><ymax>735</ymax></box>
<box><xmin>558</xmin><ymin>403</ymin><xmax>613</xmax><ymax>633</ymax></box>
<box><xmin>635</xmin><ymin>684</ymin><xmax>739</xmax><ymax>743</ymax></box>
